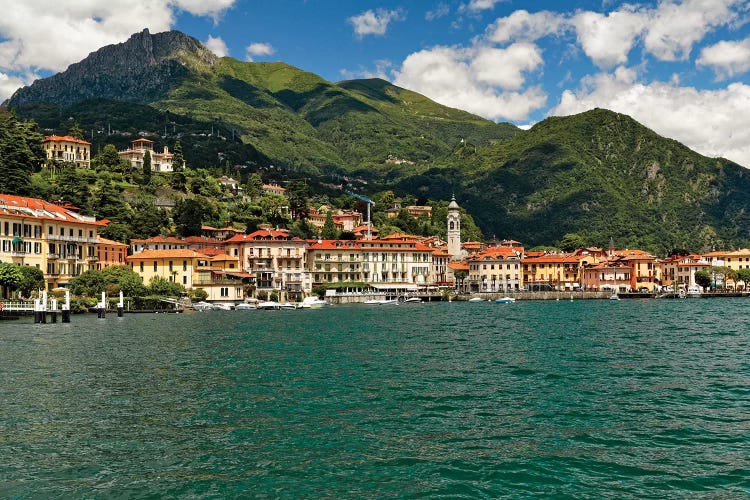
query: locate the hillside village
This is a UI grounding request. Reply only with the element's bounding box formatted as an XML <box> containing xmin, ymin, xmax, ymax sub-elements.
<box><xmin>1</xmin><ymin>181</ymin><xmax>749</xmax><ymax>304</ymax></box>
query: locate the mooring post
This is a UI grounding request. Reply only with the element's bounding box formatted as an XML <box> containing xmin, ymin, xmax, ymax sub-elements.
<box><xmin>62</xmin><ymin>290</ymin><xmax>71</xmax><ymax>323</ymax></box>
<box><xmin>33</xmin><ymin>298</ymin><xmax>41</xmax><ymax>324</ymax></box>
<box><xmin>117</xmin><ymin>291</ymin><xmax>124</xmax><ymax>317</ymax></box>
<box><xmin>50</xmin><ymin>297</ymin><xmax>58</xmax><ymax>323</ymax></box>
<box><xmin>41</xmin><ymin>291</ymin><xmax>48</xmax><ymax>324</ymax></box>
<box><xmin>98</xmin><ymin>291</ymin><xmax>106</xmax><ymax>319</ymax></box>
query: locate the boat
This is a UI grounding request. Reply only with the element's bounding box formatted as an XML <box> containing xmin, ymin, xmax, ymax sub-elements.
<box><xmin>213</xmin><ymin>303</ymin><xmax>233</xmax><ymax>311</ymax></box>
<box><xmin>257</xmin><ymin>301</ymin><xmax>281</xmax><ymax>310</ymax></box>
<box><xmin>298</xmin><ymin>296</ymin><xmax>327</xmax><ymax>309</ymax></box>
<box><xmin>609</xmin><ymin>293</ymin><xmax>620</xmax><ymax>300</ymax></box>
<box><xmin>193</xmin><ymin>301</ymin><xmax>217</xmax><ymax>311</ymax></box>
<box><xmin>234</xmin><ymin>302</ymin><xmax>256</xmax><ymax>310</ymax></box>
<box><xmin>495</xmin><ymin>296</ymin><xmax>516</xmax><ymax>304</ymax></box>
<box><xmin>364</xmin><ymin>298</ymin><xmax>398</xmax><ymax>305</ymax></box>
<box><xmin>402</xmin><ymin>297</ymin><xmax>422</xmax><ymax>303</ymax></box>
<box><xmin>278</xmin><ymin>303</ymin><xmax>297</xmax><ymax>310</ymax></box>
<box><xmin>686</xmin><ymin>285</ymin><xmax>702</xmax><ymax>298</ymax></box>
<box><xmin>468</xmin><ymin>297</ymin><xmax>485</xmax><ymax>302</ymax></box>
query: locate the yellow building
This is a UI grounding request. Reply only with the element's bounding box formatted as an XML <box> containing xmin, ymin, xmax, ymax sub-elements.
<box><xmin>42</xmin><ymin>135</ymin><xmax>91</xmax><ymax>168</ymax></box>
<box><xmin>126</xmin><ymin>249</ymin><xmax>210</xmax><ymax>289</ymax></box>
<box><xmin>0</xmin><ymin>194</ymin><xmax>106</xmax><ymax>289</ymax></box>
<box><xmin>127</xmin><ymin>250</ymin><xmax>249</xmax><ymax>303</ymax></box>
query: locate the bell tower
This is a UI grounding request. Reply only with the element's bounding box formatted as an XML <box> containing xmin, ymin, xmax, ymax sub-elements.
<box><xmin>447</xmin><ymin>195</ymin><xmax>461</xmax><ymax>259</ymax></box>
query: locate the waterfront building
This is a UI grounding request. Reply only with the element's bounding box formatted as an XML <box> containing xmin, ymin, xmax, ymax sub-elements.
<box><xmin>96</xmin><ymin>236</ymin><xmax>128</xmax><ymax>270</ymax></box>
<box><xmin>130</xmin><ymin>235</ymin><xmax>188</xmax><ymax>254</ymax></box>
<box><xmin>448</xmin><ymin>261</ymin><xmax>470</xmax><ymax>293</ymax></box>
<box><xmin>431</xmin><ymin>247</ymin><xmax>453</xmax><ymax>286</ymax></box>
<box><xmin>0</xmin><ymin>194</ymin><xmax>106</xmax><ymax>289</ymax></box>
<box><xmin>580</xmin><ymin>261</ymin><xmax>632</xmax><ymax>292</ymax></box>
<box><xmin>661</xmin><ymin>254</ymin><xmax>711</xmax><ymax>290</ymax></box>
<box><xmin>42</xmin><ymin>135</ymin><xmax>91</xmax><ymax>168</ymax></box>
<box><xmin>523</xmin><ymin>252</ymin><xmax>594</xmax><ymax>290</ymax></box>
<box><xmin>224</xmin><ymin>228</ymin><xmax>310</xmax><ymax>301</ymax></box>
<box><xmin>611</xmin><ymin>249</ymin><xmax>659</xmax><ymax>291</ymax></box>
<box><xmin>307</xmin><ymin>236</ymin><xmax>435</xmax><ymax>291</ymax></box>
<box><xmin>126</xmin><ymin>249</ymin><xmax>210</xmax><ymax>289</ymax></box>
<box><xmin>118</xmin><ymin>138</ymin><xmax>173</xmax><ymax>172</ymax></box>
<box><xmin>468</xmin><ymin>246</ymin><xmax>523</xmax><ymax>292</ymax></box>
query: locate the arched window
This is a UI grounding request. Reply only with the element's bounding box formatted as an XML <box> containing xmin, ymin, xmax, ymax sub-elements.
<box><xmin>449</xmin><ymin>221</ymin><xmax>454</xmax><ymax>230</ymax></box>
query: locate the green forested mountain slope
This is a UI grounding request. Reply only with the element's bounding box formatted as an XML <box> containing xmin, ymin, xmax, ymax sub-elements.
<box><xmin>396</xmin><ymin>108</ymin><xmax>750</xmax><ymax>252</ymax></box>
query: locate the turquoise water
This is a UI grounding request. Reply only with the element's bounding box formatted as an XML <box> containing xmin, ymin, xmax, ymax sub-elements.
<box><xmin>1</xmin><ymin>299</ymin><xmax>748</xmax><ymax>498</ymax></box>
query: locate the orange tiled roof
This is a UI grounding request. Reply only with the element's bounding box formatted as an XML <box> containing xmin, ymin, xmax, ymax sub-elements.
<box><xmin>43</xmin><ymin>135</ymin><xmax>91</xmax><ymax>145</ymax></box>
<box><xmin>448</xmin><ymin>261</ymin><xmax>469</xmax><ymax>271</ymax></box>
<box><xmin>126</xmin><ymin>249</ymin><xmax>209</xmax><ymax>260</ymax></box>
<box><xmin>0</xmin><ymin>194</ymin><xmax>106</xmax><ymax>226</ymax></box>
<box><xmin>97</xmin><ymin>236</ymin><xmax>128</xmax><ymax>246</ymax></box>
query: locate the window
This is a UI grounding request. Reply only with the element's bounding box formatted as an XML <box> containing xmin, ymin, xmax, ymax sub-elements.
<box><xmin>183</xmin><ymin>276</ymin><xmax>187</xmax><ymax>285</ymax></box>
<box><xmin>140</xmin><ymin>262</ymin><xmax>144</xmax><ymax>272</ymax></box>
<box><xmin>153</xmin><ymin>261</ymin><xmax>157</xmax><ymax>272</ymax></box>
<box><xmin>183</xmin><ymin>260</ymin><xmax>187</xmax><ymax>271</ymax></box>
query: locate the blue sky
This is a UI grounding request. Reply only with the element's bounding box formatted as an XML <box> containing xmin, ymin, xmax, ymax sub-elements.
<box><xmin>1</xmin><ymin>0</ymin><xmax>749</xmax><ymax>165</ymax></box>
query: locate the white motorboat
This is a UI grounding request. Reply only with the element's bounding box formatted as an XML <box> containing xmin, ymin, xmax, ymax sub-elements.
<box><xmin>193</xmin><ymin>301</ymin><xmax>217</xmax><ymax>311</ymax></box>
<box><xmin>257</xmin><ymin>301</ymin><xmax>281</xmax><ymax>310</ymax></box>
<box><xmin>298</xmin><ymin>296</ymin><xmax>327</xmax><ymax>309</ymax></box>
<box><xmin>468</xmin><ymin>297</ymin><xmax>485</xmax><ymax>302</ymax></box>
<box><xmin>495</xmin><ymin>296</ymin><xmax>516</xmax><ymax>304</ymax></box>
<box><xmin>234</xmin><ymin>302</ymin><xmax>256</xmax><ymax>310</ymax></box>
<box><xmin>402</xmin><ymin>297</ymin><xmax>422</xmax><ymax>303</ymax></box>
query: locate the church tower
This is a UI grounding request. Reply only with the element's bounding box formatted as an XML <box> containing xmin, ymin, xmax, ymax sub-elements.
<box><xmin>447</xmin><ymin>195</ymin><xmax>461</xmax><ymax>259</ymax></box>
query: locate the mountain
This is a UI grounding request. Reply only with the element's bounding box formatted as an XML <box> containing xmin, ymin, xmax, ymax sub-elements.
<box><xmin>396</xmin><ymin>108</ymin><xmax>750</xmax><ymax>252</ymax></box>
<box><xmin>7</xmin><ymin>29</ymin><xmax>518</xmax><ymax>178</ymax></box>
<box><xmin>6</xmin><ymin>29</ymin><xmax>750</xmax><ymax>252</ymax></box>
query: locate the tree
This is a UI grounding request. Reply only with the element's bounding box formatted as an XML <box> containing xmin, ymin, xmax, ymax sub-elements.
<box><xmin>173</xmin><ymin>197</ymin><xmax>215</xmax><ymax>237</ymax></box>
<box><xmin>694</xmin><ymin>270</ymin><xmax>711</xmax><ymax>290</ymax></box>
<box><xmin>321</xmin><ymin>210</ymin><xmax>338</xmax><ymax>239</ymax></box>
<box><xmin>70</xmin><ymin>270</ymin><xmax>105</xmax><ymax>296</ymax></box>
<box><xmin>148</xmin><ymin>276</ymin><xmax>183</xmax><ymax>297</ymax></box>
<box><xmin>244</xmin><ymin>173</ymin><xmax>264</xmax><ymax>200</ymax></box>
<box><xmin>258</xmin><ymin>193</ymin><xmax>290</xmax><ymax>227</ymax></box>
<box><xmin>286</xmin><ymin>179</ymin><xmax>309</xmax><ymax>220</ymax></box>
<box><xmin>171</xmin><ymin>141</ymin><xmax>187</xmax><ymax>192</ymax></box>
<box><xmin>68</xmin><ymin>120</ymin><xmax>84</xmax><ymax>140</ymax></box>
<box><xmin>101</xmin><ymin>265</ymin><xmax>147</xmax><ymax>297</ymax></box>
<box><xmin>17</xmin><ymin>265</ymin><xmax>45</xmax><ymax>297</ymax></box>
<box><xmin>93</xmin><ymin>144</ymin><xmax>125</xmax><ymax>173</ymax></box>
<box><xmin>0</xmin><ymin>110</ymin><xmax>44</xmax><ymax>195</ymax></box>
<box><xmin>735</xmin><ymin>268</ymin><xmax>750</xmax><ymax>290</ymax></box>
<box><xmin>0</xmin><ymin>262</ymin><xmax>22</xmax><ymax>298</ymax></box>
<box><xmin>142</xmin><ymin>150</ymin><xmax>152</xmax><ymax>184</ymax></box>
<box><xmin>172</xmin><ymin>141</ymin><xmax>185</xmax><ymax>172</ymax></box>
<box><xmin>558</xmin><ymin>233</ymin><xmax>587</xmax><ymax>252</ymax></box>
<box><xmin>52</xmin><ymin>166</ymin><xmax>92</xmax><ymax>211</ymax></box>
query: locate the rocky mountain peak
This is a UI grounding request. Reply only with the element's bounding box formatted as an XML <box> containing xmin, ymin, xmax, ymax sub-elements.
<box><xmin>6</xmin><ymin>29</ymin><xmax>216</xmax><ymax>107</ymax></box>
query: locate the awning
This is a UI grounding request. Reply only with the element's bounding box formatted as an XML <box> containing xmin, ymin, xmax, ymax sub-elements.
<box><xmin>11</xmin><ymin>237</ymin><xmax>22</xmax><ymax>244</ymax></box>
<box><xmin>371</xmin><ymin>283</ymin><xmax>418</xmax><ymax>291</ymax></box>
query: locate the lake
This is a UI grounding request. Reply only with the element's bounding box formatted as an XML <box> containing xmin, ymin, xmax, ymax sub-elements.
<box><xmin>1</xmin><ymin>299</ymin><xmax>748</xmax><ymax>497</ymax></box>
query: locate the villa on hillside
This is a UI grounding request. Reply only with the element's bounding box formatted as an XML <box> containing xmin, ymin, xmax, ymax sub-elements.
<box><xmin>42</xmin><ymin>135</ymin><xmax>91</xmax><ymax>168</ymax></box>
<box><xmin>118</xmin><ymin>138</ymin><xmax>173</xmax><ymax>172</ymax></box>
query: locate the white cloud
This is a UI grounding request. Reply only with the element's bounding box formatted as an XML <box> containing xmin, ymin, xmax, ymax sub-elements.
<box><xmin>204</xmin><ymin>35</ymin><xmax>229</xmax><ymax>57</ymax></box>
<box><xmin>245</xmin><ymin>43</ymin><xmax>275</xmax><ymax>62</ymax></box>
<box><xmin>348</xmin><ymin>9</ymin><xmax>404</xmax><ymax>38</ymax></box>
<box><xmin>553</xmin><ymin>69</ymin><xmax>750</xmax><ymax>167</ymax></box>
<box><xmin>487</xmin><ymin>10</ymin><xmax>566</xmax><ymax>44</ymax></box>
<box><xmin>697</xmin><ymin>37</ymin><xmax>750</xmax><ymax>79</ymax></box>
<box><xmin>171</xmin><ymin>0</ymin><xmax>235</xmax><ymax>19</ymax></box>
<box><xmin>571</xmin><ymin>9</ymin><xmax>646</xmax><ymax>68</ymax></box>
<box><xmin>0</xmin><ymin>0</ymin><xmax>237</xmax><ymax>101</ymax></box>
<box><xmin>643</xmin><ymin>0</ymin><xmax>740</xmax><ymax>61</ymax></box>
<box><xmin>0</xmin><ymin>71</ymin><xmax>32</xmax><ymax>101</ymax></box>
<box><xmin>471</xmin><ymin>43</ymin><xmax>543</xmax><ymax>90</ymax></box>
<box><xmin>425</xmin><ymin>3</ymin><xmax>450</xmax><ymax>21</ymax></box>
<box><xmin>340</xmin><ymin>60</ymin><xmax>393</xmax><ymax>81</ymax></box>
<box><xmin>393</xmin><ymin>45</ymin><xmax>547</xmax><ymax>121</ymax></box>
<box><xmin>466</xmin><ymin>0</ymin><xmax>506</xmax><ymax>11</ymax></box>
